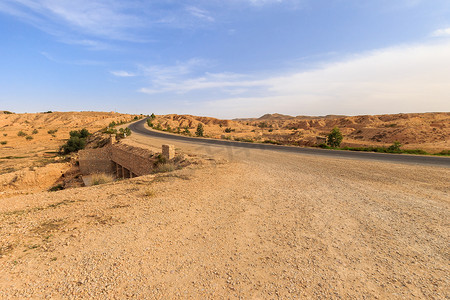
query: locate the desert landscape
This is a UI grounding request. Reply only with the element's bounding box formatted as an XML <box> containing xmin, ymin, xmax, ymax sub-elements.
<box><xmin>0</xmin><ymin>111</ymin><xmax>141</xmax><ymax>198</ymax></box>
<box><xmin>0</xmin><ymin>111</ymin><xmax>449</xmax><ymax>298</ymax></box>
<box><xmin>150</xmin><ymin>112</ymin><xmax>450</xmax><ymax>153</ymax></box>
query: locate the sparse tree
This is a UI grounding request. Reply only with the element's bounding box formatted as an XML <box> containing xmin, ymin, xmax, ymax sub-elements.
<box><xmin>327</xmin><ymin>127</ymin><xmax>343</xmax><ymax>148</ymax></box>
<box><xmin>196</xmin><ymin>123</ymin><xmax>204</xmax><ymax>137</ymax></box>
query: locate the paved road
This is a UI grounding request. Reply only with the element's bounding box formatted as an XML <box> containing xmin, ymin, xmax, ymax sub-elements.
<box><xmin>129</xmin><ymin>118</ymin><xmax>450</xmax><ymax>167</ymax></box>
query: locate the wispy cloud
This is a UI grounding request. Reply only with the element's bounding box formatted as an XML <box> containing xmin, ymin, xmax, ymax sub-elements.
<box><xmin>135</xmin><ymin>41</ymin><xmax>450</xmax><ymax>117</ymax></box>
<box><xmin>186</xmin><ymin>6</ymin><xmax>214</xmax><ymax>22</ymax></box>
<box><xmin>110</xmin><ymin>71</ymin><xmax>136</xmax><ymax>77</ymax></box>
<box><xmin>432</xmin><ymin>27</ymin><xmax>450</xmax><ymax>37</ymax></box>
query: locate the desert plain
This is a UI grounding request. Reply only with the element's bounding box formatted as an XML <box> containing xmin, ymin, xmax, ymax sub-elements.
<box><xmin>0</xmin><ymin>111</ymin><xmax>449</xmax><ymax>298</ymax></box>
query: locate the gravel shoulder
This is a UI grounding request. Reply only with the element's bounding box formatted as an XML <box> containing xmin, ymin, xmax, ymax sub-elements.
<box><xmin>0</xmin><ymin>132</ymin><xmax>449</xmax><ymax>298</ymax></box>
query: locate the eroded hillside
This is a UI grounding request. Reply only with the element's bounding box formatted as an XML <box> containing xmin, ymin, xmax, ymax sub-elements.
<box><xmin>151</xmin><ymin>112</ymin><xmax>449</xmax><ymax>152</ymax></box>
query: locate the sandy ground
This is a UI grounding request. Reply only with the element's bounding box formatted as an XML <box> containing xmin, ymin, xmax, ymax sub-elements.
<box><xmin>0</xmin><ymin>130</ymin><xmax>448</xmax><ymax>298</ymax></box>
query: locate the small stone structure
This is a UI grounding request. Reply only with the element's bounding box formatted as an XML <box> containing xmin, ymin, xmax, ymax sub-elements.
<box><xmin>79</xmin><ymin>142</ymin><xmax>175</xmax><ymax>179</ymax></box>
<box><xmin>162</xmin><ymin>144</ymin><xmax>175</xmax><ymax>160</ymax></box>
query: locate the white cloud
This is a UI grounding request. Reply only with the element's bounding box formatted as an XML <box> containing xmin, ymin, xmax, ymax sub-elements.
<box><xmin>186</xmin><ymin>6</ymin><xmax>214</xmax><ymax>22</ymax></box>
<box><xmin>139</xmin><ymin>41</ymin><xmax>450</xmax><ymax>117</ymax></box>
<box><xmin>432</xmin><ymin>27</ymin><xmax>450</xmax><ymax>37</ymax></box>
<box><xmin>110</xmin><ymin>71</ymin><xmax>136</xmax><ymax>77</ymax></box>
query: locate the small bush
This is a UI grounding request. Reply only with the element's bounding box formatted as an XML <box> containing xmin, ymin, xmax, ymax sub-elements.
<box><xmin>326</xmin><ymin>127</ymin><xmax>343</xmax><ymax>148</ymax></box>
<box><xmin>143</xmin><ymin>189</ymin><xmax>156</xmax><ymax>198</ymax></box>
<box><xmin>154</xmin><ymin>162</ymin><xmax>176</xmax><ymax>173</ymax></box>
<box><xmin>263</xmin><ymin>140</ymin><xmax>281</xmax><ymax>145</ymax></box>
<box><xmin>17</xmin><ymin>131</ymin><xmax>26</xmax><ymax>137</ymax></box>
<box><xmin>70</xmin><ymin>128</ymin><xmax>90</xmax><ymax>139</ymax></box>
<box><xmin>60</xmin><ymin>129</ymin><xmax>90</xmax><ymax>154</ymax></box>
<box><xmin>147</xmin><ymin>119</ymin><xmax>153</xmax><ymax>127</ymax></box>
<box><xmin>103</xmin><ymin>127</ymin><xmax>117</xmax><ymax>134</ymax></box>
<box><xmin>155</xmin><ymin>123</ymin><xmax>163</xmax><ymax>130</ymax></box>
<box><xmin>387</xmin><ymin>141</ymin><xmax>402</xmax><ymax>152</ymax></box>
<box><xmin>150</xmin><ymin>113</ymin><xmax>156</xmax><ymax>120</ymax></box>
<box><xmin>196</xmin><ymin>124</ymin><xmax>204</xmax><ymax>137</ymax></box>
<box><xmin>3</xmin><ymin>133</ymin><xmax>7</xmax><ymax>137</ymax></box>
<box><xmin>47</xmin><ymin>129</ymin><xmax>58</xmax><ymax>135</ymax></box>
<box><xmin>32</xmin><ymin>129</ymin><xmax>38</xmax><ymax>135</ymax></box>
<box><xmin>183</xmin><ymin>127</ymin><xmax>190</xmax><ymax>135</ymax></box>
<box><xmin>436</xmin><ymin>150</ymin><xmax>450</xmax><ymax>156</ymax></box>
<box><xmin>3</xmin><ymin>111</ymin><xmax>13</xmax><ymax>114</ymax></box>
<box><xmin>91</xmin><ymin>173</ymin><xmax>115</xmax><ymax>185</ymax></box>
<box><xmin>116</xmin><ymin>127</ymin><xmax>131</xmax><ymax>139</ymax></box>
<box><xmin>0</xmin><ymin>141</ymin><xmax>7</xmax><ymax>145</ymax></box>
<box><xmin>224</xmin><ymin>127</ymin><xmax>234</xmax><ymax>133</ymax></box>
<box><xmin>26</xmin><ymin>135</ymin><xmax>33</xmax><ymax>140</ymax></box>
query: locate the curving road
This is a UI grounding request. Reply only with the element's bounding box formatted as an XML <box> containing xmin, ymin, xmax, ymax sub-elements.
<box><xmin>129</xmin><ymin>118</ymin><xmax>450</xmax><ymax>167</ymax></box>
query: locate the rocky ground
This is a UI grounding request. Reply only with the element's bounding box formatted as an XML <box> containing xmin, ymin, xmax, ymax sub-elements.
<box><xmin>0</xmin><ymin>129</ymin><xmax>448</xmax><ymax>298</ymax></box>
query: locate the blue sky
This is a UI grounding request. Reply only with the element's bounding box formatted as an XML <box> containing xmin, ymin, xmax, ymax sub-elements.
<box><xmin>1</xmin><ymin>0</ymin><xmax>449</xmax><ymax>118</ymax></box>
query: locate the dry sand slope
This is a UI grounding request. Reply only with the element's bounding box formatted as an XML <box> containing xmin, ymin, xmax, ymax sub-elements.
<box><xmin>0</xmin><ymin>132</ymin><xmax>449</xmax><ymax>298</ymax></box>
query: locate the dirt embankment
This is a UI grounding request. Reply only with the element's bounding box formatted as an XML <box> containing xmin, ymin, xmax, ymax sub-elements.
<box><xmin>151</xmin><ymin>112</ymin><xmax>450</xmax><ymax>152</ymax></box>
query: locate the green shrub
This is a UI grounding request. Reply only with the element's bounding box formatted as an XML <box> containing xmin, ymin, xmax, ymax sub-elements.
<box><xmin>196</xmin><ymin>124</ymin><xmax>204</xmax><ymax>137</ymax></box>
<box><xmin>326</xmin><ymin>127</ymin><xmax>343</xmax><ymax>148</ymax></box>
<box><xmin>387</xmin><ymin>141</ymin><xmax>402</xmax><ymax>152</ymax></box>
<box><xmin>436</xmin><ymin>150</ymin><xmax>450</xmax><ymax>156</ymax></box>
<box><xmin>3</xmin><ymin>111</ymin><xmax>13</xmax><ymax>114</ymax></box>
<box><xmin>103</xmin><ymin>127</ymin><xmax>117</xmax><ymax>134</ymax></box>
<box><xmin>32</xmin><ymin>129</ymin><xmax>38</xmax><ymax>135</ymax></box>
<box><xmin>116</xmin><ymin>127</ymin><xmax>131</xmax><ymax>139</ymax></box>
<box><xmin>3</xmin><ymin>133</ymin><xmax>7</xmax><ymax>137</ymax></box>
<box><xmin>70</xmin><ymin>128</ymin><xmax>90</xmax><ymax>139</ymax></box>
<box><xmin>60</xmin><ymin>129</ymin><xmax>90</xmax><ymax>154</ymax></box>
<box><xmin>26</xmin><ymin>135</ymin><xmax>33</xmax><ymax>140</ymax></box>
<box><xmin>224</xmin><ymin>127</ymin><xmax>234</xmax><ymax>133</ymax></box>
<box><xmin>0</xmin><ymin>141</ymin><xmax>7</xmax><ymax>145</ymax></box>
<box><xmin>155</xmin><ymin>123</ymin><xmax>163</xmax><ymax>131</ymax></box>
<box><xmin>17</xmin><ymin>131</ymin><xmax>26</xmax><ymax>137</ymax></box>
<box><xmin>262</xmin><ymin>140</ymin><xmax>281</xmax><ymax>145</ymax></box>
<box><xmin>147</xmin><ymin>119</ymin><xmax>153</xmax><ymax>127</ymax></box>
<box><xmin>183</xmin><ymin>127</ymin><xmax>190</xmax><ymax>135</ymax></box>
<box><xmin>150</xmin><ymin>113</ymin><xmax>156</xmax><ymax>120</ymax></box>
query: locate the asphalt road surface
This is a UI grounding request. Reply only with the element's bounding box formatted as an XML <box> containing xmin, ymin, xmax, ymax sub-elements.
<box><xmin>129</xmin><ymin>118</ymin><xmax>450</xmax><ymax>167</ymax></box>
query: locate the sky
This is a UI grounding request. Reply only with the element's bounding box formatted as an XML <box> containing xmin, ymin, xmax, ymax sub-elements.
<box><xmin>0</xmin><ymin>0</ymin><xmax>450</xmax><ymax>118</ymax></box>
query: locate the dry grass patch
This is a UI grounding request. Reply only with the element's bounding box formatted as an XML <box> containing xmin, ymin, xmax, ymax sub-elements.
<box><xmin>154</xmin><ymin>162</ymin><xmax>176</xmax><ymax>173</ymax></box>
<box><xmin>143</xmin><ymin>189</ymin><xmax>156</xmax><ymax>198</ymax></box>
<box><xmin>32</xmin><ymin>219</ymin><xmax>66</xmax><ymax>236</ymax></box>
<box><xmin>91</xmin><ymin>173</ymin><xmax>115</xmax><ymax>185</ymax></box>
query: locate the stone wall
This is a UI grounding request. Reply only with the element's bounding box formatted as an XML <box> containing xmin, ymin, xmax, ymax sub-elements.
<box><xmin>110</xmin><ymin>144</ymin><xmax>155</xmax><ymax>176</ymax></box>
<box><xmin>78</xmin><ymin>146</ymin><xmax>114</xmax><ymax>175</ymax></box>
<box><xmin>79</xmin><ymin>142</ymin><xmax>159</xmax><ymax>177</ymax></box>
